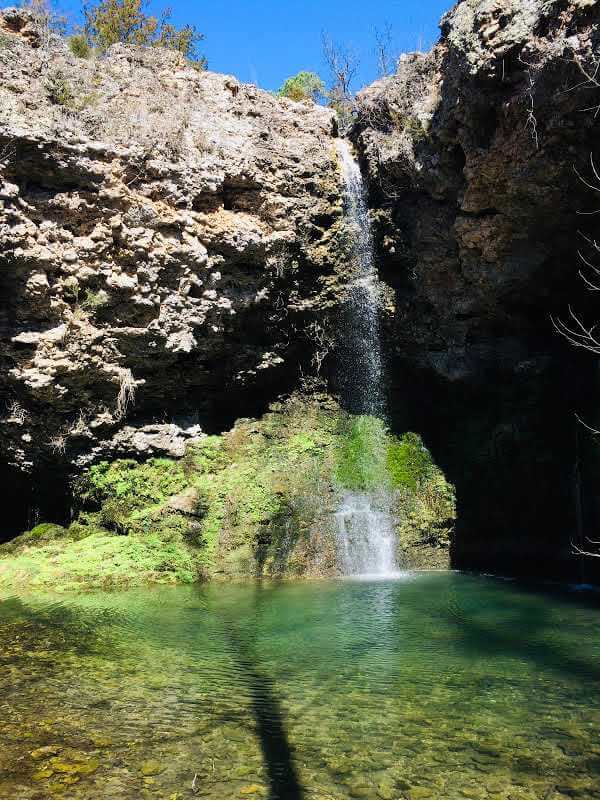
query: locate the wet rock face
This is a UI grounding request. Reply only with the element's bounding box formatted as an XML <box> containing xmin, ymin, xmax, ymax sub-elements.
<box><xmin>0</xmin><ymin>8</ymin><xmax>342</xmax><ymax>531</ymax></box>
<box><xmin>354</xmin><ymin>0</ymin><xmax>600</xmax><ymax>577</ymax></box>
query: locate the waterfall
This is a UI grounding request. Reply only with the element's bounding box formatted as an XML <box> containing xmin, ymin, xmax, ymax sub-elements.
<box><xmin>336</xmin><ymin>140</ymin><xmax>385</xmax><ymax>418</ymax></box>
<box><xmin>335</xmin><ymin>140</ymin><xmax>398</xmax><ymax>578</ymax></box>
<box><xmin>335</xmin><ymin>491</ymin><xmax>397</xmax><ymax>577</ymax></box>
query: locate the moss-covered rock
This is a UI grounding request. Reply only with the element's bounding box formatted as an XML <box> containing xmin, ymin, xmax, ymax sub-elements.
<box><xmin>0</xmin><ymin>394</ymin><xmax>456</xmax><ymax>591</ymax></box>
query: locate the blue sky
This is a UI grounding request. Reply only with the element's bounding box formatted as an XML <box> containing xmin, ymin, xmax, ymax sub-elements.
<box><xmin>6</xmin><ymin>0</ymin><xmax>453</xmax><ymax>91</ymax></box>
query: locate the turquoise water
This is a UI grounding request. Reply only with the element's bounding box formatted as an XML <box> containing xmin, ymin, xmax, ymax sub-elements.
<box><xmin>0</xmin><ymin>572</ymin><xmax>599</xmax><ymax>799</ymax></box>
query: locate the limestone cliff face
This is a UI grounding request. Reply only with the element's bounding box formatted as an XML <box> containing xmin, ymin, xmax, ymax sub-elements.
<box><xmin>0</xmin><ymin>8</ymin><xmax>342</xmax><ymax>530</ymax></box>
<box><xmin>2</xmin><ymin>1</ymin><xmax>599</xmax><ymax>578</ymax></box>
<box><xmin>353</xmin><ymin>0</ymin><xmax>600</xmax><ymax>576</ymax></box>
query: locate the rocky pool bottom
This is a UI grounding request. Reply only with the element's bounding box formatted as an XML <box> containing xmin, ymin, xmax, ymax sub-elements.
<box><xmin>1</xmin><ymin>572</ymin><xmax>599</xmax><ymax>800</ymax></box>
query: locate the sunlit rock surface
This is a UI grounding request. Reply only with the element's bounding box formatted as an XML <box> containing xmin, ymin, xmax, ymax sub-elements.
<box><xmin>0</xmin><ymin>8</ymin><xmax>343</xmax><ymax>527</ymax></box>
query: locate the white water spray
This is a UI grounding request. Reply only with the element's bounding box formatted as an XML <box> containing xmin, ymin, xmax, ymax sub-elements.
<box><xmin>336</xmin><ymin>140</ymin><xmax>385</xmax><ymax>418</ymax></box>
<box><xmin>335</xmin><ymin>140</ymin><xmax>398</xmax><ymax>578</ymax></box>
<box><xmin>335</xmin><ymin>491</ymin><xmax>397</xmax><ymax>577</ymax></box>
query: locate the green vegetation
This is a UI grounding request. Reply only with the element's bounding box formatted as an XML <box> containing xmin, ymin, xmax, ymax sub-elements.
<box><xmin>68</xmin><ymin>34</ymin><xmax>91</xmax><ymax>58</ymax></box>
<box><xmin>334</xmin><ymin>416</ymin><xmax>455</xmax><ymax>557</ymax></box>
<box><xmin>397</xmin><ymin>471</ymin><xmax>456</xmax><ymax>555</ymax></box>
<box><xmin>334</xmin><ymin>415</ymin><xmax>387</xmax><ymax>491</ymax></box>
<box><xmin>0</xmin><ymin>396</ymin><xmax>456</xmax><ymax>592</ymax></box>
<box><xmin>83</xmin><ymin>0</ymin><xmax>206</xmax><ymax>64</ymax></box>
<box><xmin>0</xmin><ymin>529</ymin><xmax>197</xmax><ymax>593</ymax></box>
<box><xmin>45</xmin><ymin>71</ymin><xmax>74</xmax><ymax>106</ymax></box>
<box><xmin>278</xmin><ymin>71</ymin><xmax>325</xmax><ymax>103</ymax></box>
<box><xmin>81</xmin><ymin>288</ymin><xmax>109</xmax><ymax>312</ymax></box>
<box><xmin>387</xmin><ymin>431</ymin><xmax>435</xmax><ymax>491</ymax></box>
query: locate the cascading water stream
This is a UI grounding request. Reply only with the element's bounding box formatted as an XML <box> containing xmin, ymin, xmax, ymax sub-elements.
<box><xmin>335</xmin><ymin>140</ymin><xmax>398</xmax><ymax>578</ymax></box>
<box><xmin>335</xmin><ymin>140</ymin><xmax>385</xmax><ymax>419</ymax></box>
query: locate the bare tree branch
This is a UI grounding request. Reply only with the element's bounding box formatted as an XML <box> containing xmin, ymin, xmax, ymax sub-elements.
<box><xmin>321</xmin><ymin>32</ymin><xmax>359</xmax><ymax>99</ymax></box>
<box><xmin>373</xmin><ymin>22</ymin><xmax>394</xmax><ymax>78</ymax></box>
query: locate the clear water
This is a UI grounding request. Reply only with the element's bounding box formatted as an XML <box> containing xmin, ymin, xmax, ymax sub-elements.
<box><xmin>1</xmin><ymin>572</ymin><xmax>600</xmax><ymax>799</ymax></box>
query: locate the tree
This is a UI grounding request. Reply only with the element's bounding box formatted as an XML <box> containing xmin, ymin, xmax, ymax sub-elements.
<box><xmin>83</xmin><ymin>0</ymin><xmax>205</xmax><ymax>63</ymax></box>
<box><xmin>321</xmin><ymin>33</ymin><xmax>359</xmax><ymax>99</ymax></box>
<box><xmin>278</xmin><ymin>71</ymin><xmax>325</xmax><ymax>103</ymax></box>
<box><xmin>552</xmin><ymin>152</ymin><xmax>600</xmax><ymax>559</ymax></box>
<box><xmin>373</xmin><ymin>22</ymin><xmax>395</xmax><ymax>78</ymax></box>
<box><xmin>321</xmin><ymin>33</ymin><xmax>359</xmax><ymax>131</ymax></box>
<box><xmin>21</xmin><ymin>0</ymin><xmax>67</xmax><ymax>41</ymax></box>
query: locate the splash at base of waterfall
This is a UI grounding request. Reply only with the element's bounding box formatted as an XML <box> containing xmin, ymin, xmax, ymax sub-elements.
<box><xmin>335</xmin><ymin>492</ymin><xmax>402</xmax><ymax>578</ymax></box>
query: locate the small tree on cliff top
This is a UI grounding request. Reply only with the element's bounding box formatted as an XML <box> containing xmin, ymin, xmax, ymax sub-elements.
<box><xmin>83</xmin><ymin>0</ymin><xmax>206</xmax><ymax>63</ymax></box>
<box><xmin>278</xmin><ymin>71</ymin><xmax>325</xmax><ymax>103</ymax></box>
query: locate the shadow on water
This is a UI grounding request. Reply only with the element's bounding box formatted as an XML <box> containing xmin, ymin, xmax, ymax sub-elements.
<box><xmin>213</xmin><ymin>582</ymin><xmax>304</xmax><ymax>801</ymax></box>
<box><xmin>430</xmin><ymin>575</ymin><xmax>600</xmax><ymax>685</ymax></box>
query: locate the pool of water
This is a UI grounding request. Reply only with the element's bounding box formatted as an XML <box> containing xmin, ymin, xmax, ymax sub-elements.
<box><xmin>1</xmin><ymin>572</ymin><xmax>599</xmax><ymax>799</ymax></box>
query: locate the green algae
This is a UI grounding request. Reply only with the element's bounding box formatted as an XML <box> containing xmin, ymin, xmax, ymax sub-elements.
<box><xmin>0</xmin><ymin>394</ymin><xmax>456</xmax><ymax>591</ymax></box>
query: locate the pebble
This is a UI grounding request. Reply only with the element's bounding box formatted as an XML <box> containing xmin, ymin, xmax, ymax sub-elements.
<box><xmin>140</xmin><ymin>760</ymin><xmax>164</xmax><ymax>777</ymax></box>
<box><xmin>239</xmin><ymin>784</ymin><xmax>262</xmax><ymax>795</ymax></box>
<box><xmin>30</xmin><ymin>745</ymin><xmax>62</xmax><ymax>760</ymax></box>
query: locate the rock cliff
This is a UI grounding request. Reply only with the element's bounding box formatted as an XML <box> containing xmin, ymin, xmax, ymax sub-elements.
<box><xmin>2</xmin><ymin>0</ymin><xmax>599</xmax><ymax>579</ymax></box>
<box><xmin>0</xmin><ymin>8</ymin><xmax>342</xmax><ymax>532</ymax></box>
<box><xmin>353</xmin><ymin>0</ymin><xmax>600</xmax><ymax>576</ymax></box>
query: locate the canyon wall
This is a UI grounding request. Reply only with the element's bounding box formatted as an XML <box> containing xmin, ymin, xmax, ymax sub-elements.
<box><xmin>353</xmin><ymin>0</ymin><xmax>600</xmax><ymax>577</ymax></box>
<box><xmin>0</xmin><ymin>8</ymin><xmax>343</xmax><ymax>532</ymax></box>
<box><xmin>1</xmin><ymin>0</ymin><xmax>599</xmax><ymax>578</ymax></box>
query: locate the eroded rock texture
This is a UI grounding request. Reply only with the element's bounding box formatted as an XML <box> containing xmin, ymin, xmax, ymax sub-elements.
<box><xmin>354</xmin><ymin>0</ymin><xmax>600</xmax><ymax>577</ymax></box>
<box><xmin>0</xmin><ymin>9</ymin><xmax>342</xmax><ymax>530</ymax></box>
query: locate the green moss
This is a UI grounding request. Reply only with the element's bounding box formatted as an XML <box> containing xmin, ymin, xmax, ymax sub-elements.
<box><xmin>387</xmin><ymin>432</ymin><xmax>435</xmax><ymax>490</ymax></box>
<box><xmin>0</xmin><ymin>530</ymin><xmax>197</xmax><ymax>593</ymax></box>
<box><xmin>0</xmin><ymin>523</ymin><xmax>70</xmax><ymax>556</ymax></box>
<box><xmin>396</xmin><ymin>469</ymin><xmax>456</xmax><ymax>558</ymax></box>
<box><xmin>335</xmin><ymin>415</ymin><xmax>388</xmax><ymax>491</ymax></box>
<box><xmin>79</xmin><ymin>458</ymin><xmax>188</xmax><ymax>510</ymax></box>
<box><xmin>193</xmin><ymin>396</ymin><xmax>339</xmax><ymax>576</ymax></box>
<box><xmin>28</xmin><ymin>523</ymin><xmax>65</xmax><ymax>539</ymax></box>
<box><xmin>0</xmin><ymin>395</ymin><xmax>456</xmax><ymax>591</ymax></box>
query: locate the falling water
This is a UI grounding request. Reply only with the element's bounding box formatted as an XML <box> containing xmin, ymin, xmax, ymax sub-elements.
<box><xmin>335</xmin><ymin>491</ymin><xmax>398</xmax><ymax>577</ymax></box>
<box><xmin>335</xmin><ymin>140</ymin><xmax>398</xmax><ymax>578</ymax></box>
<box><xmin>336</xmin><ymin>140</ymin><xmax>385</xmax><ymax>418</ymax></box>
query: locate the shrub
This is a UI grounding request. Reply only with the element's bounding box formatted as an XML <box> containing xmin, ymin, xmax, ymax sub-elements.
<box><xmin>278</xmin><ymin>71</ymin><xmax>325</xmax><ymax>103</ymax></box>
<box><xmin>81</xmin><ymin>288</ymin><xmax>108</xmax><ymax>311</ymax></box>
<box><xmin>69</xmin><ymin>34</ymin><xmax>91</xmax><ymax>58</ymax></box>
<box><xmin>45</xmin><ymin>71</ymin><xmax>74</xmax><ymax>106</ymax></box>
<box><xmin>83</xmin><ymin>0</ymin><xmax>206</xmax><ymax>64</ymax></box>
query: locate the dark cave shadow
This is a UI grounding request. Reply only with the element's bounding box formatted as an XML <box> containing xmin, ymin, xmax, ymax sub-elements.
<box><xmin>215</xmin><ymin>582</ymin><xmax>304</xmax><ymax>801</ymax></box>
<box><xmin>426</xmin><ymin>577</ymin><xmax>600</xmax><ymax>685</ymax></box>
